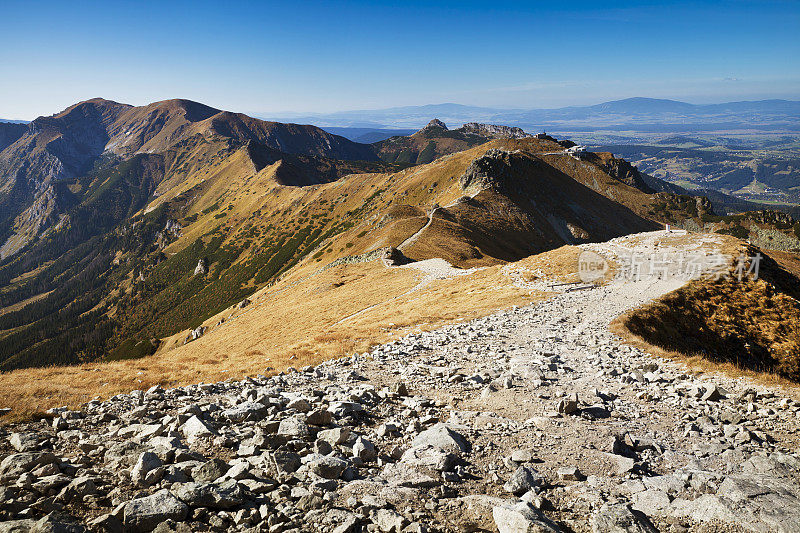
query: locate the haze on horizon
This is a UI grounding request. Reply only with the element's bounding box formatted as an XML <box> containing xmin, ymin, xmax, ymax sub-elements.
<box><xmin>1</xmin><ymin>0</ymin><xmax>799</xmax><ymax>121</ymax></box>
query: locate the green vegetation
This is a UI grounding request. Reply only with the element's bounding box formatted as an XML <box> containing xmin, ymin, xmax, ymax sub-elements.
<box><xmin>718</xmin><ymin>224</ymin><xmax>750</xmax><ymax>239</ymax></box>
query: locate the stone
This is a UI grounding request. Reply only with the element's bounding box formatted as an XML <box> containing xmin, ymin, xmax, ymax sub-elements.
<box><xmin>0</xmin><ymin>519</ymin><xmax>38</xmax><ymax>532</ymax></box>
<box><xmin>56</xmin><ymin>476</ymin><xmax>98</xmax><ymax>503</ymax></box>
<box><xmin>309</xmin><ymin>456</ymin><xmax>349</xmax><ymax>479</ymax></box>
<box><xmin>272</xmin><ymin>450</ymin><xmax>301</xmax><ymax>473</ymax></box>
<box><xmin>641</xmin><ymin>475</ymin><xmax>683</xmax><ymax>494</ymax></box>
<box><xmin>222</xmin><ymin>401</ymin><xmax>266</xmax><ymax>422</ymax></box>
<box><xmin>171</xmin><ymin>480</ymin><xmax>244</xmax><ymax>509</ymax></box>
<box><xmin>557</xmin><ymin>467</ymin><xmax>583</xmax><ymax>481</ymax></box>
<box><xmin>411</xmin><ymin>424</ymin><xmax>469</xmax><ymax>454</ymax></box>
<box><xmin>306</xmin><ymin>409</ymin><xmax>333</xmax><ymax>426</ymax></box>
<box><xmin>131</xmin><ymin>452</ymin><xmax>164</xmax><ymax>487</ymax></box>
<box><xmin>381</xmin><ymin>462</ymin><xmax>440</xmax><ymax>487</ymax></box>
<box><xmin>353</xmin><ymin>437</ymin><xmax>377</xmax><ymax>462</ymax></box>
<box><xmin>0</xmin><ymin>452</ymin><xmax>57</xmax><ymax>480</ymax></box>
<box><xmin>318</xmin><ymin>427</ymin><xmax>350</xmax><ymax>445</ymax></box>
<box><xmin>123</xmin><ymin>489</ymin><xmax>189</xmax><ymax>533</ymax></box>
<box><xmin>373</xmin><ymin>508</ymin><xmax>407</xmax><ymax>532</ymax></box>
<box><xmin>193</xmin><ymin>258</ymin><xmax>208</xmax><ymax>276</ymax></box>
<box><xmin>492</xmin><ymin>502</ymin><xmax>561</xmax><ymax>532</ymax></box>
<box><xmin>180</xmin><ymin>415</ymin><xmax>215</xmax><ymax>444</ymax></box>
<box><xmin>556</xmin><ymin>398</ymin><xmax>578</xmax><ymax>415</ymax></box>
<box><xmin>278</xmin><ymin>416</ymin><xmax>310</xmax><ymax>438</ymax></box>
<box><xmin>88</xmin><ymin>514</ymin><xmax>124</xmax><ymax>533</ymax></box>
<box><xmin>400</xmin><ymin>446</ymin><xmax>456</xmax><ymax>472</ymax></box>
<box><xmin>590</xmin><ymin>503</ymin><xmax>658</xmax><ymax>533</ymax></box>
<box><xmin>191</xmin><ymin>459</ymin><xmax>228</xmax><ymax>483</ymax></box>
<box><xmin>31</xmin><ymin>474</ymin><xmax>72</xmax><ymax>493</ymax></box>
<box><xmin>8</xmin><ymin>432</ymin><xmax>41</xmax><ymax>452</ymax></box>
<box><xmin>287</xmin><ymin>398</ymin><xmax>312</xmax><ymax>412</ymax></box>
<box><xmin>393</xmin><ymin>382</ymin><xmax>409</xmax><ymax>396</ymax></box>
<box><xmin>504</xmin><ymin>466</ymin><xmax>540</xmax><ymax>495</ymax></box>
<box><xmin>511</xmin><ymin>450</ymin><xmax>534</xmax><ymax>463</ymax></box>
<box><xmin>701</xmin><ymin>385</ymin><xmax>723</xmax><ymax>401</ymax></box>
<box><xmin>631</xmin><ymin>489</ymin><xmax>671</xmax><ymax>516</ymax></box>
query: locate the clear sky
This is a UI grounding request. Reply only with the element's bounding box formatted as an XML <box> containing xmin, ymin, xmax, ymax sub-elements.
<box><xmin>1</xmin><ymin>0</ymin><xmax>798</xmax><ymax>120</ymax></box>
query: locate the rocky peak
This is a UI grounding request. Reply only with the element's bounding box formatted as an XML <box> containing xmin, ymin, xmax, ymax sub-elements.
<box><xmin>421</xmin><ymin>119</ymin><xmax>448</xmax><ymax>132</ymax></box>
<box><xmin>598</xmin><ymin>156</ymin><xmax>654</xmax><ymax>194</ymax></box>
<box><xmin>459</xmin><ymin>148</ymin><xmax>516</xmax><ymax>191</ymax></box>
<box><xmin>459</xmin><ymin>123</ymin><xmax>530</xmax><ymax>139</ymax></box>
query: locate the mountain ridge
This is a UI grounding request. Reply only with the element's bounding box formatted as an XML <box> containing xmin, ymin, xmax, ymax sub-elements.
<box><xmin>0</xmin><ymin>98</ymin><xmax>379</xmax><ymax>258</ymax></box>
<box><xmin>270</xmin><ymin>98</ymin><xmax>800</xmax><ymax>131</ymax></box>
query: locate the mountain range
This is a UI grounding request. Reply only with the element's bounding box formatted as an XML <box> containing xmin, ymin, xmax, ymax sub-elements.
<box><xmin>0</xmin><ymin>97</ymin><xmax>797</xmax><ymax>375</ymax></box>
<box><xmin>270</xmin><ymin>97</ymin><xmax>800</xmax><ymax>132</ymax></box>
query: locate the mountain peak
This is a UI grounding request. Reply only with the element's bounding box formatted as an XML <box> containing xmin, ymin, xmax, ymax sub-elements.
<box><xmin>142</xmin><ymin>99</ymin><xmax>222</xmax><ymax>122</ymax></box>
<box><xmin>421</xmin><ymin>118</ymin><xmax>448</xmax><ymax>131</ymax></box>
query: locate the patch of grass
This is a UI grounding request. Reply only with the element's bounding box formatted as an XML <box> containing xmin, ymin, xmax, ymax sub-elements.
<box><xmin>616</xmin><ymin>248</ymin><xmax>800</xmax><ymax>382</ymax></box>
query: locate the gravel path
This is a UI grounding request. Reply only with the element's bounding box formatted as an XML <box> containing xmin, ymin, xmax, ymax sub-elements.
<box><xmin>1</xmin><ymin>231</ymin><xmax>798</xmax><ymax>532</ymax></box>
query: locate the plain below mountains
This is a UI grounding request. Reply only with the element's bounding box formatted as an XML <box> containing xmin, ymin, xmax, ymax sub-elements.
<box><xmin>270</xmin><ymin>97</ymin><xmax>800</xmax><ymax>132</ymax></box>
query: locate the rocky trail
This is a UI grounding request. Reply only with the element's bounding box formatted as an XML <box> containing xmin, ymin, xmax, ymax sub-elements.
<box><xmin>1</xmin><ymin>232</ymin><xmax>799</xmax><ymax>532</ymax></box>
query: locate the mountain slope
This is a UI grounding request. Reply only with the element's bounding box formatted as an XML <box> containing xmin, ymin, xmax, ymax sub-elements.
<box><xmin>0</xmin><ymin>130</ymin><xmax>671</xmax><ymax>372</ymax></box>
<box><xmin>0</xmin><ymin>98</ymin><xmax>379</xmax><ymax>258</ymax></box>
<box><xmin>0</xmin><ymin>122</ymin><xmax>26</xmax><ymax>152</ymax></box>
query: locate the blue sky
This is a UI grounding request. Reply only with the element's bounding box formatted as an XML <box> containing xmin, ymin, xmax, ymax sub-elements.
<box><xmin>1</xmin><ymin>0</ymin><xmax>798</xmax><ymax>119</ymax></box>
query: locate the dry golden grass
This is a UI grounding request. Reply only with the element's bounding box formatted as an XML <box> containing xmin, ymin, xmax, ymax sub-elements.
<box><xmin>614</xmin><ymin>245</ymin><xmax>800</xmax><ymax>384</ymax></box>
<box><xmin>610</xmin><ymin>320</ymin><xmax>800</xmax><ymax>400</ymax></box>
<box><xmin>0</xmin><ymin>244</ymin><xmax>589</xmax><ymax>422</ymax></box>
<box><xmin>0</xmin><ymin>290</ymin><xmax>53</xmax><ymax>316</ymax></box>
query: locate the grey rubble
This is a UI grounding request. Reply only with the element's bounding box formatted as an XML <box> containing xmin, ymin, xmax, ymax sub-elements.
<box><xmin>1</xmin><ymin>246</ymin><xmax>800</xmax><ymax>531</ymax></box>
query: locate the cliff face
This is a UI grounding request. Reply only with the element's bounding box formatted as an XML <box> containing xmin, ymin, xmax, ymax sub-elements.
<box><xmin>460</xmin><ymin>122</ymin><xmax>530</xmax><ymax>139</ymax></box>
<box><xmin>593</xmin><ymin>153</ymin><xmax>655</xmax><ymax>193</ymax></box>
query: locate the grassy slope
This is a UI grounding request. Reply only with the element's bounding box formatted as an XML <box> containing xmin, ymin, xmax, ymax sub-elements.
<box><xmin>615</xmin><ymin>244</ymin><xmax>800</xmax><ymax>381</ymax></box>
<box><xmin>0</xmin><ymin>246</ymin><xmax>588</xmax><ymax>421</ymax></box>
<box><xmin>0</xmin><ymin>135</ymin><xmax>673</xmax><ymax>372</ymax></box>
<box><xmin>5</xmin><ymin>131</ymin><xmax>796</xmax><ymax>417</ymax></box>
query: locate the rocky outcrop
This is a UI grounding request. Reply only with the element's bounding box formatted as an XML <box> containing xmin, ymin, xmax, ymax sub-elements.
<box><xmin>421</xmin><ymin>119</ymin><xmax>448</xmax><ymax>132</ymax></box>
<box><xmin>460</xmin><ymin>123</ymin><xmax>530</xmax><ymax>139</ymax></box>
<box><xmin>459</xmin><ymin>148</ymin><xmax>516</xmax><ymax>191</ymax></box>
<box><xmin>596</xmin><ymin>156</ymin><xmax>654</xmax><ymax>193</ymax></box>
<box><xmin>193</xmin><ymin>258</ymin><xmax>208</xmax><ymax>276</ymax></box>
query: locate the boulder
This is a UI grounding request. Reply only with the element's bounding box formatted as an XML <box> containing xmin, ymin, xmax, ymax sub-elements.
<box><xmin>278</xmin><ymin>417</ymin><xmax>310</xmax><ymax>439</ymax></box>
<box><xmin>309</xmin><ymin>456</ymin><xmax>349</xmax><ymax>479</ymax></box>
<box><xmin>191</xmin><ymin>459</ymin><xmax>228</xmax><ymax>483</ymax></box>
<box><xmin>56</xmin><ymin>476</ymin><xmax>98</xmax><ymax>503</ymax></box>
<box><xmin>590</xmin><ymin>504</ymin><xmax>657</xmax><ymax>533</ymax></box>
<box><xmin>0</xmin><ymin>452</ymin><xmax>58</xmax><ymax>480</ymax></box>
<box><xmin>171</xmin><ymin>480</ymin><xmax>244</xmax><ymax>509</ymax></box>
<box><xmin>131</xmin><ymin>452</ymin><xmax>164</xmax><ymax>487</ymax></box>
<box><xmin>222</xmin><ymin>401</ymin><xmax>266</xmax><ymax>422</ymax></box>
<box><xmin>180</xmin><ymin>415</ymin><xmax>215</xmax><ymax>444</ymax></box>
<box><xmin>504</xmin><ymin>466</ymin><xmax>540</xmax><ymax>496</ymax></box>
<box><xmin>123</xmin><ymin>490</ymin><xmax>189</xmax><ymax>533</ymax></box>
<box><xmin>8</xmin><ymin>432</ymin><xmax>41</xmax><ymax>453</ymax></box>
<box><xmin>492</xmin><ymin>502</ymin><xmax>561</xmax><ymax>533</ymax></box>
<box><xmin>411</xmin><ymin>424</ymin><xmax>469</xmax><ymax>454</ymax></box>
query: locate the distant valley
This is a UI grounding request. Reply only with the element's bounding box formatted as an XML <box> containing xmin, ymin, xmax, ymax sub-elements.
<box><xmin>270</xmin><ymin>97</ymin><xmax>800</xmax><ymax>132</ymax></box>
